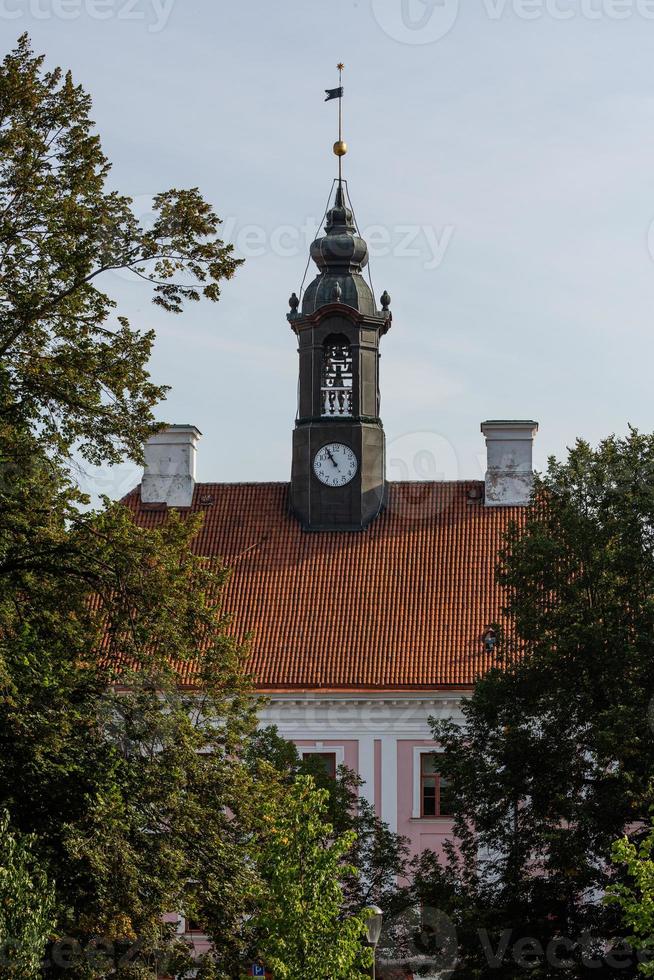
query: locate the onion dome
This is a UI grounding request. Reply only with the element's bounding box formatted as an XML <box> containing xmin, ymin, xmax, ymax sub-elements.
<box><xmin>301</xmin><ymin>183</ymin><xmax>377</xmax><ymax>317</ymax></box>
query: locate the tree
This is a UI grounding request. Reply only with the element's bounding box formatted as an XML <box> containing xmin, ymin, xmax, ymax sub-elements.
<box><xmin>0</xmin><ymin>34</ymin><xmax>260</xmax><ymax>979</ymax></box>
<box><xmin>606</xmin><ymin>819</ymin><xmax>654</xmax><ymax>976</ymax></box>
<box><xmin>417</xmin><ymin>430</ymin><xmax>654</xmax><ymax>978</ymax></box>
<box><xmin>0</xmin><ymin>31</ymin><xmax>242</xmax><ymax>605</ymax></box>
<box><xmin>249</xmin><ymin>774</ymin><xmax>373</xmax><ymax>980</ymax></box>
<box><xmin>0</xmin><ymin>34</ymin><xmax>241</xmax><ymax>467</ymax></box>
<box><xmin>245</xmin><ymin>726</ymin><xmax>409</xmax><ymax>918</ymax></box>
<box><xmin>0</xmin><ymin>495</ymin><xmax>264</xmax><ymax>979</ymax></box>
<box><xmin>0</xmin><ymin>810</ymin><xmax>55</xmax><ymax>979</ymax></box>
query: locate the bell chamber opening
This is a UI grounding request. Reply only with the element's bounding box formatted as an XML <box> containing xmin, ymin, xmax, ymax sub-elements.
<box><xmin>321</xmin><ymin>334</ymin><xmax>353</xmax><ymax>417</ymax></box>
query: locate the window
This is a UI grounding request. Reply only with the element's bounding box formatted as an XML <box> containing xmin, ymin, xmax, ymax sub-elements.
<box><xmin>482</xmin><ymin>626</ymin><xmax>498</xmax><ymax>653</ymax></box>
<box><xmin>321</xmin><ymin>335</ymin><xmax>353</xmax><ymax>417</ymax></box>
<box><xmin>304</xmin><ymin>751</ymin><xmax>337</xmax><ymax>780</ymax></box>
<box><xmin>183</xmin><ymin>882</ymin><xmax>206</xmax><ymax>935</ymax></box>
<box><xmin>420</xmin><ymin>753</ymin><xmax>453</xmax><ymax>818</ymax></box>
<box><xmin>185</xmin><ymin>915</ymin><xmax>205</xmax><ymax>935</ymax></box>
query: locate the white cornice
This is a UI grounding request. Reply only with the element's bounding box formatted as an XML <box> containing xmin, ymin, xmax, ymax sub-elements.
<box><xmin>262</xmin><ymin>692</ymin><xmax>471</xmax><ymax>706</ymax></box>
<box><xmin>259</xmin><ymin>693</ymin><xmax>467</xmax><ymax>738</ymax></box>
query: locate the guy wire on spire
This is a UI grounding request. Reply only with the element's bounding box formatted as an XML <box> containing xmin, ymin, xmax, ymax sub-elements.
<box><xmin>297</xmin><ymin>179</ymin><xmax>338</xmax><ymax>303</ymax></box>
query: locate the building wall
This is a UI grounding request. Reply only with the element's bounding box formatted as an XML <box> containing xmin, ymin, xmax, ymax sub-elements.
<box><xmin>259</xmin><ymin>692</ymin><xmax>467</xmax><ymax>855</ymax></box>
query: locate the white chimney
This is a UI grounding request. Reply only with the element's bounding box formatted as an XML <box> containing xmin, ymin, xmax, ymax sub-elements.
<box><xmin>141</xmin><ymin>425</ymin><xmax>201</xmax><ymax>508</ymax></box>
<box><xmin>480</xmin><ymin>420</ymin><xmax>538</xmax><ymax>507</ymax></box>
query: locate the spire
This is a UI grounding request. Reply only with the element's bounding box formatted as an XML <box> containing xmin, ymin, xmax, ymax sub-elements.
<box><xmin>331</xmin><ymin>63</ymin><xmax>347</xmax><ymax>183</ymax></box>
<box><xmin>289</xmin><ymin>67</ymin><xmax>392</xmax><ymax>323</ymax></box>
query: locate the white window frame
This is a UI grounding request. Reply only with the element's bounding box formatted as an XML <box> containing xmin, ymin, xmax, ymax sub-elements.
<box><xmin>298</xmin><ymin>742</ymin><xmax>345</xmax><ymax>771</ymax></box>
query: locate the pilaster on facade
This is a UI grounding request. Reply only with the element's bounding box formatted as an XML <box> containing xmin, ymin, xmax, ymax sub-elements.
<box><xmin>258</xmin><ymin>692</ymin><xmax>468</xmax><ymax>849</ymax></box>
<box><xmin>380</xmin><ymin>734</ymin><xmax>398</xmax><ymax>833</ymax></box>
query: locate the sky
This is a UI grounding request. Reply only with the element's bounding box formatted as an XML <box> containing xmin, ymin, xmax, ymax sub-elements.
<box><xmin>8</xmin><ymin>0</ymin><xmax>654</xmax><ymax>497</ymax></box>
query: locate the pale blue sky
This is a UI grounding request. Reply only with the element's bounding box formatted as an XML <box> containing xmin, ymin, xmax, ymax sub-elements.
<box><xmin>11</xmin><ymin>0</ymin><xmax>654</xmax><ymax>496</ymax></box>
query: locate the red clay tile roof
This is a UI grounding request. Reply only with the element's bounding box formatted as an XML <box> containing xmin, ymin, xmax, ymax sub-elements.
<box><xmin>123</xmin><ymin>481</ymin><xmax>523</xmax><ymax>692</ymax></box>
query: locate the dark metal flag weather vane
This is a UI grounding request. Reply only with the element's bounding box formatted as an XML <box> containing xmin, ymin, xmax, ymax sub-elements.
<box><xmin>325</xmin><ymin>63</ymin><xmax>347</xmax><ymax>183</ymax></box>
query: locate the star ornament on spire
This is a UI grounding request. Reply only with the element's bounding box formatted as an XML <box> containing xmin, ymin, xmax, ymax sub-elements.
<box><xmin>325</xmin><ymin>61</ymin><xmax>345</xmax><ymax>102</ymax></box>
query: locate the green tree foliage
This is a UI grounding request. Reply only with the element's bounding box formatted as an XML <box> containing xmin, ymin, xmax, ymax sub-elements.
<box><xmin>245</xmin><ymin>726</ymin><xmax>409</xmax><ymax>918</ymax></box>
<box><xmin>0</xmin><ymin>34</ymin><xmax>258</xmax><ymax>979</ymax></box>
<box><xmin>414</xmin><ymin>430</ymin><xmax>654</xmax><ymax>978</ymax></box>
<box><xmin>0</xmin><ymin>34</ymin><xmax>241</xmax><ymax>465</ymax></box>
<box><xmin>0</xmin><ymin>487</ymin><xmax>264</xmax><ymax>978</ymax></box>
<box><xmin>607</xmin><ymin>819</ymin><xmax>654</xmax><ymax>976</ymax></box>
<box><xmin>0</xmin><ymin>810</ymin><xmax>55</xmax><ymax>979</ymax></box>
<box><xmin>249</xmin><ymin>775</ymin><xmax>373</xmax><ymax>980</ymax></box>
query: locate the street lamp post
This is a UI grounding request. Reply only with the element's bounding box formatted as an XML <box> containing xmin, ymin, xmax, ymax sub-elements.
<box><xmin>365</xmin><ymin>905</ymin><xmax>383</xmax><ymax>980</ymax></box>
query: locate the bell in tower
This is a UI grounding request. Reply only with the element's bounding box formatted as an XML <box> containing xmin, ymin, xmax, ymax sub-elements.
<box><xmin>287</xmin><ymin>179</ymin><xmax>392</xmax><ymax>531</ymax></box>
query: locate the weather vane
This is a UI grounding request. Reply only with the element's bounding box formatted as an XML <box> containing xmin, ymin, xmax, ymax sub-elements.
<box><xmin>325</xmin><ymin>63</ymin><xmax>346</xmax><ymax>183</ymax></box>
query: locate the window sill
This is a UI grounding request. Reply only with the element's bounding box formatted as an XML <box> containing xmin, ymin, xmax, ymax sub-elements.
<box><xmin>410</xmin><ymin>816</ymin><xmax>453</xmax><ymax>822</ymax></box>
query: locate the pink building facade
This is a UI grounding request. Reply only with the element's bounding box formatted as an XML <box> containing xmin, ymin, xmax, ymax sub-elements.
<box><xmin>262</xmin><ymin>693</ymin><xmax>461</xmax><ymax>859</ymax></box>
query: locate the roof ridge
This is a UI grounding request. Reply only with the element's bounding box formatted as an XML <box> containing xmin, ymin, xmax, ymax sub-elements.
<box><xmin>189</xmin><ymin>479</ymin><xmax>485</xmax><ymax>488</ymax></box>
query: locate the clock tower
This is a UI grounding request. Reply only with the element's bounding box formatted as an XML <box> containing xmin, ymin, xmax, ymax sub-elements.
<box><xmin>287</xmin><ymin>181</ymin><xmax>392</xmax><ymax>531</ymax></box>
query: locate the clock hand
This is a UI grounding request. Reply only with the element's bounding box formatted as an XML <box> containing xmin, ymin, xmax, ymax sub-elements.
<box><xmin>326</xmin><ymin>449</ymin><xmax>338</xmax><ymax>467</ymax></box>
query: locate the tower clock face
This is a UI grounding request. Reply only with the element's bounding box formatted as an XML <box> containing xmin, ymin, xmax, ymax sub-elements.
<box><xmin>313</xmin><ymin>443</ymin><xmax>358</xmax><ymax>487</ymax></box>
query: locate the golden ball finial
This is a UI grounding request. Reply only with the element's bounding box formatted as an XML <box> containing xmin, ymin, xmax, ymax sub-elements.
<box><xmin>333</xmin><ymin>140</ymin><xmax>348</xmax><ymax>157</ymax></box>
